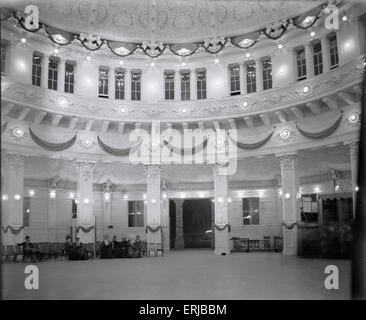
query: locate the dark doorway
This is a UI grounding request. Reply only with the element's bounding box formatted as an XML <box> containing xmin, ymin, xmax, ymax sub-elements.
<box><xmin>169</xmin><ymin>200</ymin><xmax>176</xmax><ymax>249</ymax></box>
<box><xmin>183</xmin><ymin>199</ymin><xmax>213</xmax><ymax>248</ymax></box>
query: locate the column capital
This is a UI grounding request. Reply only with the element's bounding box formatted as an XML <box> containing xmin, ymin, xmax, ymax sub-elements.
<box><xmin>75</xmin><ymin>161</ymin><xmax>96</xmax><ymax>181</ymax></box>
<box><xmin>278</xmin><ymin>154</ymin><xmax>298</xmax><ymax>170</ymax></box>
<box><xmin>5</xmin><ymin>153</ymin><xmax>25</xmax><ymax>169</ymax></box>
<box><xmin>144</xmin><ymin>164</ymin><xmax>162</xmax><ymax>177</ymax></box>
<box><xmin>212</xmin><ymin>161</ymin><xmax>230</xmax><ymax>176</ymax></box>
<box><xmin>173</xmin><ymin>199</ymin><xmax>185</xmax><ymax>207</ymax></box>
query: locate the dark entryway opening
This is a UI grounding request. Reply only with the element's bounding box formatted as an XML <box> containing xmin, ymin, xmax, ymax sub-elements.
<box><xmin>183</xmin><ymin>199</ymin><xmax>213</xmax><ymax>248</ymax></box>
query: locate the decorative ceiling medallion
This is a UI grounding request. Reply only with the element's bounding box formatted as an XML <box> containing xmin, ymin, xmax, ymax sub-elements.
<box><xmin>346</xmin><ymin>112</ymin><xmax>361</xmax><ymax>127</ymax></box>
<box><xmin>80</xmin><ymin>137</ymin><xmax>94</xmax><ymax>148</ymax></box>
<box><xmin>179</xmin><ymin>106</ymin><xmax>190</xmax><ymax>116</ymax></box>
<box><xmin>56</xmin><ymin>96</ymin><xmax>69</xmax><ymax>108</ymax></box>
<box><xmin>12</xmin><ymin>126</ymin><xmax>25</xmax><ymax>138</ymax></box>
<box><xmin>118</xmin><ymin>105</ymin><xmax>129</xmax><ymax>116</ymax></box>
<box><xmin>298</xmin><ymin>83</ymin><xmax>313</xmax><ymax>97</ymax></box>
<box><xmin>240</xmin><ymin>100</ymin><xmax>251</xmax><ymax>112</ymax></box>
<box><xmin>276</xmin><ymin>128</ymin><xmax>295</xmax><ymax>143</ymax></box>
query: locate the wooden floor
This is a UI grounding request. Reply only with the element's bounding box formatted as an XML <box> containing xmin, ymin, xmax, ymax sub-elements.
<box><xmin>1</xmin><ymin>249</ymin><xmax>350</xmax><ymax>300</ymax></box>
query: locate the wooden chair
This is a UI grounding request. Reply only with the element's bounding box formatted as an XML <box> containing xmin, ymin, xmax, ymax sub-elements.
<box><xmin>140</xmin><ymin>241</ymin><xmax>148</xmax><ymax>256</ymax></box>
<box><xmin>239</xmin><ymin>238</ymin><xmax>250</xmax><ymax>252</ymax></box>
<box><xmin>156</xmin><ymin>243</ymin><xmax>164</xmax><ymax>256</ymax></box>
<box><xmin>251</xmin><ymin>240</ymin><xmax>260</xmax><ymax>251</ymax></box>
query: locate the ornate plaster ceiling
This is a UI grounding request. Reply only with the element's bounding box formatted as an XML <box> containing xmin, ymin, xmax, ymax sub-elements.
<box><xmin>7</xmin><ymin>0</ymin><xmax>323</xmax><ymax>43</ymax></box>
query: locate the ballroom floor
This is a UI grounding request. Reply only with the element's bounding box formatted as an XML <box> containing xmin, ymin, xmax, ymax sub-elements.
<box><xmin>1</xmin><ymin>249</ymin><xmax>350</xmax><ymax>300</ymax></box>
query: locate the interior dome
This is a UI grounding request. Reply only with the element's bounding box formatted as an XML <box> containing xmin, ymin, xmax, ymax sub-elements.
<box><xmin>6</xmin><ymin>0</ymin><xmax>323</xmax><ymax>43</ymax></box>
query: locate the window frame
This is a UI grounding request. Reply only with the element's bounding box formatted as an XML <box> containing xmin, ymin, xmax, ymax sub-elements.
<box><xmin>180</xmin><ymin>70</ymin><xmax>191</xmax><ymax>101</ymax></box>
<box><xmin>98</xmin><ymin>67</ymin><xmax>109</xmax><ymax>98</ymax></box>
<box><xmin>246</xmin><ymin>61</ymin><xmax>257</xmax><ymax>94</ymax></box>
<box><xmin>229</xmin><ymin>64</ymin><xmax>240</xmax><ymax>96</ymax></box>
<box><xmin>48</xmin><ymin>57</ymin><xmax>59</xmax><ymax>91</ymax></box>
<box><xmin>32</xmin><ymin>53</ymin><xmax>42</xmax><ymax>87</ymax></box>
<box><xmin>262</xmin><ymin>58</ymin><xmax>273</xmax><ymax>90</ymax></box>
<box><xmin>242</xmin><ymin>197</ymin><xmax>260</xmax><ymax>225</ymax></box>
<box><xmin>128</xmin><ymin>200</ymin><xmax>144</xmax><ymax>228</ymax></box>
<box><xmin>196</xmin><ymin>69</ymin><xmax>207</xmax><ymax>100</ymax></box>
<box><xmin>64</xmin><ymin>62</ymin><xmax>74</xmax><ymax>94</ymax></box>
<box><xmin>296</xmin><ymin>48</ymin><xmax>307</xmax><ymax>80</ymax></box>
<box><xmin>313</xmin><ymin>42</ymin><xmax>323</xmax><ymax>76</ymax></box>
<box><xmin>329</xmin><ymin>34</ymin><xmax>339</xmax><ymax>69</ymax></box>
<box><xmin>164</xmin><ymin>70</ymin><xmax>175</xmax><ymax>100</ymax></box>
<box><xmin>115</xmin><ymin>68</ymin><xmax>125</xmax><ymax>100</ymax></box>
<box><xmin>131</xmin><ymin>70</ymin><xmax>142</xmax><ymax>101</ymax></box>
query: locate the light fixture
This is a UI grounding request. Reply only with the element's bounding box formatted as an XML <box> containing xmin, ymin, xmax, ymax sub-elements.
<box><xmin>342</xmin><ymin>15</ymin><xmax>348</xmax><ymax>22</ymax></box>
<box><xmin>217</xmin><ymin>197</ymin><xmax>223</xmax><ymax>203</ymax></box>
<box><xmin>335</xmin><ymin>184</ymin><xmax>340</xmax><ymax>192</ymax></box>
<box><xmin>228</xmin><ymin>197</ymin><xmax>232</xmax><ymax>203</ymax></box>
<box><xmin>278</xmin><ymin>189</ymin><xmax>283</xmax><ymax>196</ymax></box>
<box><xmin>151</xmin><ymin>198</ymin><xmax>156</xmax><ymax>204</ymax></box>
<box><xmin>245</xmin><ymin>52</ymin><xmax>251</xmax><ymax>58</ymax></box>
<box><xmin>118</xmin><ymin>105</ymin><xmax>128</xmax><ymax>116</ymax></box>
<box><xmin>314</xmin><ymin>187</ymin><xmax>320</xmax><ymax>193</ymax></box>
<box><xmin>211</xmin><ymin>199</ymin><xmax>215</xmax><ymax>202</ymax></box>
<box><xmin>150</xmin><ymin>60</ymin><xmax>155</xmax><ymax>67</ymax></box>
<box><xmin>29</xmin><ymin>189</ymin><xmax>35</xmax><ymax>197</ymax></box>
<box><xmin>279</xmin><ymin>128</ymin><xmax>291</xmax><ymax>139</ymax></box>
<box><xmin>123</xmin><ymin>194</ymin><xmax>128</xmax><ymax>200</ymax></box>
<box><xmin>179</xmin><ymin>106</ymin><xmax>189</xmax><ymax>116</ymax></box>
<box><xmin>301</xmin><ymin>84</ymin><xmax>311</xmax><ymax>95</ymax></box>
<box><xmin>181</xmin><ymin>61</ymin><xmax>186</xmax><ymax>67</ymax></box>
<box><xmin>284</xmin><ymin>193</ymin><xmax>291</xmax><ymax>199</ymax></box>
<box><xmin>214</xmin><ymin>57</ymin><xmax>219</xmax><ymax>64</ymax></box>
<box><xmin>143</xmin><ymin>193</ymin><xmax>147</xmax><ymax>200</ymax></box>
<box><xmin>2</xmin><ymin>194</ymin><xmax>8</xmax><ymax>201</ymax></box>
<box><xmin>162</xmin><ymin>193</ymin><xmax>167</xmax><ymax>199</ymax></box>
<box><xmin>348</xmin><ymin>112</ymin><xmax>359</xmax><ymax>123</ymax></box>
<box><xmin>26</xmin><ymin>209</ymin><xmax>30</xmax><ymax>213</ymax></box>
<box><xmin>310</xmin><ymin>31</ymin><xmax>316</xmax><ymax>37</ymax></box>
<box><xmin>277</xmin><ymin>43</ymin><xmax>283</xmax><ymax>50</ymax></box>
<box><xmin>69</xmin><ymin>192</ymin><xmax>75</xmax><ymax>199</ymax></box>
<box><xmin>355</xmin><ymin>186</ymin><xmax>359</xmax><ymax>192</ymax></box>
<box><xmin>81</xmin><ymin>137</ymin><xmax>93</xmax><ymax>147</ymax></box>
<box><xmin>54</xmin><ymin>48</ymin><xmax>59</xmax><ymax>55</ymax></box>
<box><xmin>86</xmin><ymin>55</ymin><xmax>91</xmax><ymax>61</ymax></box>
<box><xmin>13</xmin><ymin>127</ymin><xmax>25</xmax><ymax>138</ymax></box>
<box><xmin>49</xmin><ymin>190</ymin><xmax>56</xmax><ymax>199</ymax></box>
<box><xmin>56</xmin><ymin>96</ymin><xmax>69</xmax><ymax>108</ymax></box>
<box><xmin>104</xmin><ymin>193</ymin><xmax>111</xmax><ymax>201</ymax></box>
<box><xmin>119</xmin><ymin>60</ymin><xmax>124</xmax><ymax>66</ymax></box>
<box><xmin>14</xmin><ymin>194</ymin><xmax>22</xmax><ymax>200</ymax></box>
<box><xmin>20</xmin><ymin>37</ymin><xmax>26</xmax><ymax>44</ymax></box>
<box><xmin>83</xmin><ymin>198</ymin><xmax>90</xmax><ymax>204</ymax></box>
<box><xmin>143</xmin><ymin>200</ymin><xmax>147</xmax><ymax>204</ymax></box>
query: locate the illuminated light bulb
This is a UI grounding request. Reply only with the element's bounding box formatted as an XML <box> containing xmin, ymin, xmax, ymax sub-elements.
<box><xmin>314</xmin><ymin>187</ymin><xmax>320</xmax><ymax>193</ymax></box>
<box><xmin>335</xmin><ymin>184</ymin><xmax>340</xmax><ymax>191</ymax></box>
<box><xmin>151</xmin><ymin>198</ymin><xmax>156</xmax><ymax>204</ymax></box>
<box><xmin>214</xmin><ymin>58</ymin><xmax>219</xmax><ymax>64</ymax></box>
<box><xmin>211</xmin><ymin>199</ymin><xmax>215</xmax><ymax>202</ymax></box>
<box><xmin>104</xmin><ymin>193</ymin><xmax>111</xmax><ymax>201</ymax></box>
<box><xmin>14</xmin><ymin>194</ymin><xmax>21</xmax><ymax>200</ymax></box>
<box><xmin>13</xmin><ymin>127</ymin><xmax>24</xmax><ymax>137</ymax></box>
<box><xmin>284</xmin><ymin>193</ymin><xmax>291</xmax><ymax>199</ymax></box>
<box><xmin>143</xmin><ymin>193</ymin><xmax>147</xmax><ymax>200</ymax></box>
<box><xmin>83</xmin><ymin>198</ymin><xmax>90</xmax><ymax>204</ymax></box>
<box><xmin>310</xmin><ymin>31</ymin><xmax>316</xmax><ymax>37</ymax></box>
<box><xmin>278</xmin><ymin>189</ymin><xmax>283</xmax><ymax>196</ymax></box>
<box><xmin>162</xmin><ymin>193</ymin><xmax>167</xmax><ymax>199</ymax></box>
<box><xmin>69</xmin><ymin>192</ymin><xmax>75</xmax><ymax>199</ymax></box>
<box><xmin>217</xmin><ymin>197</ymin><xmax>223</xmax><ymax>203</ymax></box>
<box><xmin>277</xmin><ymin>43</ymin><xmax>283</xmax><ymax>50</ymax></box>
<box><xmin>246</xmin><ymin>52</ymin><xmax>251</xmax><ymax>58</ymax></box>
<box><xmin>123</xmin><ymin>194</ymin><xmax>128</xmax><ymax>200</ymax></box>
<box><xmin>29</xmin><ymin>190</ymin><xmax>35</xmax><ymax>197</ymax></box>
<box><xmin>119</xmin><ymin>60</ymin><xmax>124</xmax><ymax>66</ymax></box>
<box><xmin>20</xmin><ymin>37</ymin><xmax>26</xmax><ymax>44</ymax></box>
<box><xmin>355</xmin><ymin>186</ymin><xmax>359</xmax><ymax>192</ymax></box>
<box><xmin>150</xmin><ymin>61</ymin><xmax>155</xmax><ymax>67</ymax></box>
<box><xmin>54</xmin><ymin>48</ymin><xmax>59</xmax><ymax>54</ymax></box>
<box><xmin>2</xmin><ymin>194</ymin><xmax>8</xmax><ymax>201</ymax></box>
<box><xmin>86</xmin><ymin>55</ymin><xmax>91</xmax><ymax>61</ymax></box>
<box><xmin>181</xmin><ymin>61</ymin><xmax>186</xmax><ymax>67</ymax></box>
<box><xmin>228</xmin><ymin>197</ymin><xmax>232</xmax><ymax>203</ymax></box>
<box><xmin>49</xmin><ymin>190</ymin><xmax>56</xmax><ymax>199</ymax></box>
<box><xmin>342</xmin><ymin>15</ymin><xmax>348</xmax><ymax>22</ymax></box>
<box><xmin>26</xmin><ymin>209</ymin><xmax>30</xmax><ymax>213</ymax></box>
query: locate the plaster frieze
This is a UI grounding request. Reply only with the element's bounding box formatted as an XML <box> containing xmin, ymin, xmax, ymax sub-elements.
<box><xmin>1</xmin><ymin>55</ymin><xmax>364</xmax><ymax>122</ymax></box>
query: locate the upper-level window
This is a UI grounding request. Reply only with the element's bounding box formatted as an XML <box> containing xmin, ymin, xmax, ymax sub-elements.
<box><xmin>229</xmin><ymin>64</ymin><xmax>240</xmax><ymax>96</ymax></box>
<box><xmin>48</xmin><ymin>57</ymin><xmax>58</xmax><ymax>90</ymax></box>
<box><xmin>246</xmin><ymin>61</ymin><xmax>256</xmax><ymax>94</ymax></box>
<box><xmin>1</xmin><ymin>42</ymin><xmax>7</xmax><ymax>75</ymax></box>
<box><xmin>196</xmin><ymin>69</ymin><xmax>207</xmax><ymax>100</ymax></box>
<box><xmin>128</xmin><ymin>200</ymin><xmax>144</xmax><ymax>227</ymax></box>
<box><xmin>98</xmin><ymin>67</ymin><xmax>109</xmax><ymax>98</ymax></box>
<box><xmin>32</xmin><ymin>53</ymin><xmax>42</xmax><ymax>87</ymax></box>
<box><xmin>296</xmin><ymin>48</ymin><xmax>307</xmax><ymax>80</ymax></box>
<box><xmin>181</xmin><ymin>70</ymin><xmax>190</xmax><ymax>101</ymax></box>
<box><xmin>64</xmin><ymin>62</ymin><xmax>74</xmax><ymax>94</ymax></box>
<box><xmin>329</xmin><ymin>34</ymin><xmax>339</xmax><ymax>69</ymax></box>
<box><xmin>115</xmin><ymin>68</ymin><xmax>125</xmax><ymax>100</ymax></box>
<box><xmin>164</xmin><ymin>70</ymin><xmax>175</xmax><ymax>100</ymax></box>
<box><xmin>262</xmin><ymin>58</ymin><xmax>272</xmax><ymax>90</ymax></box>
<box><xmin>131</xmin><ymin>70</ymin><xmax>141</xmax><ymax>101</ymax></box>
<box><xmin>313</xmin><ymin>42</ymin><xmax>323</xmax><ymax>76</ymax></box>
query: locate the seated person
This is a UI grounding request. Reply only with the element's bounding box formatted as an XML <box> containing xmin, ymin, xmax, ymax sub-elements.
<box><xmin>71</xmin><ymin>237</ymin><xmax>88</xmax><ymax>260</ymax></box>
<box><xmin>120</xmin><ymin>235</ymin><xmax>130</xmax><ymax>258</ymax></box>
<box><xmin>112</xmin><ymin>235</ymin><xmax>122</xmax><ymax>258</ymax></box>
<box><xmin>17</xmin><ymin>235</ymin><xmax>37</xmax><ymax>262</ymax></box>
<box><xmin>100</xmin><ymin>235</ymin><xmax>113</xmax><ymax>259</ymax></box>
<box><xmin>64</xmin><ymin>235</ymin><xmax>76</xmax><ymax>260</ymax></box>
<box><xmin>131</xmin><ymin>235</ymin><xmax>142</xmax><ymax>258</ymax></box>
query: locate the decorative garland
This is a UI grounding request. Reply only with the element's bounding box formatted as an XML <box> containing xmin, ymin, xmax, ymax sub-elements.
<box><xmin>163</xmin><ymin>139</ymin><xmax>208</xmax><ymax>155</ymax></box>
<box><xmin>146</xmin><ymin>225</ymin><xmax>163</xmax><ymax>233</ymax></box>
<box><xmin>97</xmin><ymin>136</ymin><xmax>142</xmax><ymax>157</ymax></box>
<box><xmin>0</xmin><ymin>4</ymin><xmax>328</xmax><ymax>59</ymax></box>
<box><xmin>213</xmin><ymin>224</ymin><xmax>231</xmax><ymax>232</ymax></box>
<box><xmin>282</xmin><ymin>222</ymin><xmax>299</xmax><ymax>230</ymax></box>
<box><xmin>29</xmin><ymin>128</ymin><xmax>77</xmax><ymax>151</ymax></box>
<box><xmin>2</xmin><ymin>225</ymin><xmax>25</xmax><ymax>234</ymax></box>
<box><xmin>76</xmin><ymin>226</ymin><xmax>95</xmax><ymax>233</ymax></box>
<box><xmin>228</xmin><ymin>129</ymin><xmax>275</xmax><ymax>150</ymax></box>
<box><xmin>296</xmin><ymin>113</ymin><xmax>343</xmax><ymax>140</ymax></box>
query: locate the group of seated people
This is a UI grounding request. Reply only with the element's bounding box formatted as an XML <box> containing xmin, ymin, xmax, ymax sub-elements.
<box><xmin>100</xmin><ymin>235</ymin><xmax>142</xmax><ymax>259</ymax></box>
<box><xmin>17</xmin><ymin>236</ymin><xmax>44</xmax><ymax>262</ymax></box>
<box><xmin>64</xmin><ymin>235</ymin><xmax>89</xmax><ymax>260</ymax></box>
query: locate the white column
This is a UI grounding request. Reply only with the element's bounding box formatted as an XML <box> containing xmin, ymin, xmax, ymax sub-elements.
<box><xmin>174</xmin><ymin>199</ymin><xmax>185</xmax><ymax>249</ymax></box>
<box><xmin>279</xmin><ymin>154</ymin><xmax>300</xmax><ymax>255</ymax></box>
<box><xmin>58</xmin><ymin>59</ymin><xmax>66</xmax><ymax>92</ymax></box>
<box><xmin>41</xmin><ymin>55</ymin><xmax>49</xmax><ymax>89</ymax></box>
<box><xmin>320</xmin><ymin>36</ymin><xmax>331</xmax><ymax>73</ymax></box>
<box><xmin>76</xmin><ymin>161</ymin><xmax>95</xmax><ymax>243</ymax></box>
<box><xmin>1</xmin><ymin>153</ymin><xmax>25</xmax><ymax>245</ymax></box>
<box><xmin>349</xmin><ymin>142</ymin><xmax>359</xmax><ymax>217</ymax></box>
<box><xmin>304</xmin><ymin>44</ymin><xmax>314</xmax><ymax>78</ymax></box>
<box><xmin>144</xmin><ymin>164</ymin><xmax>162</xmax><ymax>244</ymax></box>
<box><xmin>174</xmin><ymin>70</ymin><xmax>180</xmax><ymax>101</ymax></box>
<box><xmin>190</xmin><ymin>70</ymin><xmax>196</xmax><ymax>100</ymax></box>
<box><xmin>213</xmin><ymin>162</ymin><xmax>230</xmax><ymax>255</ymax></box>
<box><xmin>239</xmin><ymin>63</ymin><xmax>246</xmax><ymax>94</ymax></box>
<box><xmin>47</xmin><ymin>178</ymin><xmax>58</xmax><ymax>242</ymax></box>
<box><xmin>102</xmin><ymin>181</ymin><xmax>113</xmax><ymax>232</ymax></box>
<box><xmin>256</xmin><ymin>58</ymin><xmax>263</xmax><ymax>92</ymax></box>
<box><xmin>161</xmin><ymin>193</ymin><xmax>170</xmax><ymax>252</ymax></box>
<box><xmin>109</xmin><ymin>68</ymin><xmax>115</xmax><ymax>99</ymax></box>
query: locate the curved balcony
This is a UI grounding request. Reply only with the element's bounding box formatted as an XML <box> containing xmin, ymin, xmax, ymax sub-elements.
<box><xmin>1</xmin><ymin>55</ymin><xmax>364</xmax><ymax>123</ymax></box>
